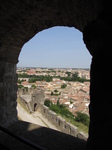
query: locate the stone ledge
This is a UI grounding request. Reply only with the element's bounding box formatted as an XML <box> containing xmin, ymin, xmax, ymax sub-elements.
<box><xmin>8</xmin><ymin>120</ymin><xmax>87</xmax><ymax>150</ymax></box>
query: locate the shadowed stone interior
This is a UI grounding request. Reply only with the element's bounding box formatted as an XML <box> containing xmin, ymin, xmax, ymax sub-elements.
<box><xmin>0</xmin><ymin>1</ymin><xmax>112</xmax><ymax>150</ymax></box>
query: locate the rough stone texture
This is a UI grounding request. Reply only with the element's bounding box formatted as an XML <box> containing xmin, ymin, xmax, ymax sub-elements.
<box><xmin>18</xmin><ymin>88</ymin><xmax>45</xmax><ymax>112</ymax></box>
<box><xmin>0</xmin><ymin>1</ymin><xmax>112</xmax><ymax>150</ymax></box>
<box><xmin>0</xmin><ymin>0</ymin><xmax>103</xmax><ymax>63</ymax></box>
<box><xmin>38</xmin><ymin>102</ymin><xmax>87</xmax><ymax>140</ymax></box>
<box><xmin>83</xmin><ymin>10</ymin><xmax>112</xmax><ymax>150</ymax></box>
<box><xmin>31</xmin><ymin>90</ymin><xmax>44</xmax><ymax>111</ymax></box>
<box><xmin>0</xmin><ymin>61</ymin><xmax>18</xmax><ymax>127</ymax></box>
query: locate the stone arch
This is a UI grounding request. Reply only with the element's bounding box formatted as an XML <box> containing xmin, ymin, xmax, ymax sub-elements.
<box><xmin>0</xmin><ymin>0</ymin><xmax>102</xmax><ymax>63</ymax></box>
<box><xmin>18</xmin><ymin>26</ymin><xmax>91</xmax><ymax>68</ymax></box>
<box><xmin>1</xmin><ymin>1</ymin><xmax>97</xmax><ymax>127</ymax></box>
<box><xmin>34</xmin><ymin>103</ymin><xmax>38</xmax><ymax>111</ymax></box>
<box><xmin>0</xmin><ymin>1</ymin><xmax>112</xmax><ymax>150</ymax></box>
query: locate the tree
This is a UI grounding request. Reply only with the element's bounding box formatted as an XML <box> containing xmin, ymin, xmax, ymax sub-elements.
<box><xmin>72</xmin><ymin>72</ymin><xmax>79</xmax><ymax>78</ymax></box>
<box><xmin>17</xmin><ymin>80</ymin><xmax>22</xmax><ymax>84</ymax></box>
<box><xmin>51</xmin><ymin>91</ymin><xmax>54</xmax><ymax>95</ymax></box>
<box><xmin>44</xmin><ymin>99</ymin><xmax>52</xmax><ymax>107</ymax></box>
<box><xmin>18</xmin><ymin>84</ymin><xmax>24</xmax><ymax>89</ymax></box>
<box><xmin>61</xmin><ymin>84</ymin><xmax>67</xmax><ymax>88</ymax></box>
<box><xmin>57</xmin><ymin>99</ymin><xmax>60</xmax><ymax>106</ymax></box>
<box><xmin>31</xmin><ymin>84</ymin><xmax>36</xmax><ymax>89</ymax></box>
<box><xmin>54</xmin><ymin>89</ymin><xmax>58</xmax><ymax>93</ymax></box>
<box><xmin>66</xmin><ymin>71</ymin><xmax>71</xmax><ymax>77</ymax></box>
<box><xmin>75</xmin><ymin>112</ymin><xmax>90</xmax><ymax>127</ymax></box>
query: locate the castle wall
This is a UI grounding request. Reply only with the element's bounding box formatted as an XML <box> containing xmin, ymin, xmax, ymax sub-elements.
<box><xmin>38</xmin><ymin>102</ymin><xmax>88</xmax><ymax>140</ymax></box>
<box><xmin>18</xmin><ymin>96</ymin><xmax>31</xmax><ymax>113</ymax></box>
<box><xmin>0</xmin><ymin>61</ymin><xmax>18</xmax><ymax>127</ymax></box>
<box><xmin>18</xmin><ymin>88</ymin><xmax>44</xmax><ymax>112</ymax></box>
<box><xmin>18</xmin><ymin>88</ymin><xmax>88</xmax><ymax>140</ymax></box>
<box><xmin>31</xmin><ymin>89</ymin><xmax>44</xmax><ymax>111</ymax></box>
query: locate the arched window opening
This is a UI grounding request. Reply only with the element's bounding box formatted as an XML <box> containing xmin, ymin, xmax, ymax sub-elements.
<box><xmin>18</xmin><ymin>27</ymin><xmax>91</xmax><ymax>68</ymax></box>
<box><xmin>17</xmin><ymin>26</ymin><xmax>92</xmax><ymax>137</ymax></box>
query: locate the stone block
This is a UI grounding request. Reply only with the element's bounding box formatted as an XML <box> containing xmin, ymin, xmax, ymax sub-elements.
<box><xmin>42</xmin><ymin>105</ymin><xmax>49</xmax><ymax>117</ymax></box>
<box><xmin>50</xmin><ymin>111</ymin><xmax>57</xmax><ymax>125</ymax></box>
<box><xmin>63</xmin><ymin>122</ymin><xmax>70</xmax><ymax>134</ymax></box>
<box><xmin>47</xmin><ymin>110</ymin><xmax>57</xmax><ymax>124</ymax></box>
<box><xmin>56</xmin><ymin>116</ymin><xmax>65</xmax><ymax>131</ymax></box>
<box><xmin>4</xmin><ymin>74</ymin><xmax>14</xmax><ymax>83</ymax></box>
<box><xmin>4</xmin><ymin>62</ymin><xmax>15</xmax><ymax>74</ymax></box>
<box><xmin>77</xmin><ymin>132</ymin><xmax>88</xmax><ymax>141</ymax></box>
<box><xmin>0</xmin><ymin>85</ymin><xmax>7</xmax><ymax>106</ymax></box>
<box><xmin>0</xmin><ymin>61</ymin><xmax>5</xmax><ymax>83</ymax></box>
<box><xmin>66</xmin><ymin>122</ymin><xmax>79</xmax><ymax>137</ymax></box>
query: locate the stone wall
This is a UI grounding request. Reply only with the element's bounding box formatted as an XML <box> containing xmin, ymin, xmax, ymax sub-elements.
<box><xmin>18</xmin><ymin>88</ymin><xmax>88</xmax><ymax>140</ymax></box>
<box><xmin>18</xmin><ymin>88</ymin><xmax>44</xmax><ymax>112</ymax></box>
<box><xmin>18</xmin><ymin>96</ymin><xmax>31</xmax><ymax>113</ymax></box>
<box><xmin>31</xmin><ymin>89</ymin><xmax>44</xmax><ymax>111</ymax></box>
<box><xmin>38</xmin><ymin>102</ymin><xmax>88</xmax><ymax>141</ymax></box>
<box><xmin>17</xmin><ymin>87</ymin><xmax>35</xmax><ymax>95</ymax></box>
<box><xmin>0</xmin><ymin>61</ymin><xmax>18</xmax><ymax>127</ymax></box>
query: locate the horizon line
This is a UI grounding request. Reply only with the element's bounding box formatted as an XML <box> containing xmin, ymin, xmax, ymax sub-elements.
<box><xmin>17</xmin><ymin>66</ymin><xmax>90</xmax><ymax>69</ymax></box>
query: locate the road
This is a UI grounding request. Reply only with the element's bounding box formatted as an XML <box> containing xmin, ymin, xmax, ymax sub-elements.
<box><xmin>17</xmin><ymin>103</ymin><xmax>59</xmax><ymax>131</ymax></box>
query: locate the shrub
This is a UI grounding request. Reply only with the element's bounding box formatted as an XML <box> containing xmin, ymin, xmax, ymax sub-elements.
<box><xmin>51</xmin><ymin>92</ymin><xmax>54</xmax><ymax>95</ymax></box>
<box><xmin>54</xmin><ymin>89</ymin><xmax>58</xmax><ymax>92</ymax></box>
<box><xmin>49</xmin><ymin>104</ymin><xmax>60</xmax><ymax>114</ymax></box>
<box><xmin>75</xmin><ymin>112</ymin><xmax>90</xmax><ymax>127</ymax></box>
<box><xmin>18</xmin><ymin>84</ymin><xmax>24</xmax><ymax>89</ymax></box>
<box><xmin>31</xmin><ymin>84</ymin><xmax>36</xmax><ymax>89</ymax></box>
<box><xmin>44</xmin><ymin>99</ymin><xmax>52</xmax><ymax>107</ymax></box>
<box><xmin>49</xmin><ymin>102</ymin><xmax>74</xmax><ymax>119</ymax></box>
<box><xmin>61</xmin><ymin>84</ymin><xmax>67</xmax><ymax>88</ymax></box>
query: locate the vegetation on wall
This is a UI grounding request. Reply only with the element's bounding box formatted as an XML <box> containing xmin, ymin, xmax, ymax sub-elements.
<box><xmin>75</xmin><ymin>112</ymin><xmax>90</xmax><ymax>127</ymax></box>
<box><xmin>44</xmin><ymin>99</ymin><xmax>90</xmax><ymax>132</ymax></box>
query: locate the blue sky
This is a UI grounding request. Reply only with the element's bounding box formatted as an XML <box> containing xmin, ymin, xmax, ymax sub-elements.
<box><xmin>17</xmin><ymin>26</ymin><xmax>92</xmax><ymax>68</ymax></box>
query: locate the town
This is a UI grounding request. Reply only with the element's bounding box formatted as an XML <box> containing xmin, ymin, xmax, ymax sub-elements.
<box><xmin>17</xmin><ymin>67</ymin><xmax>90</xmax><ymax>116</ymax></box>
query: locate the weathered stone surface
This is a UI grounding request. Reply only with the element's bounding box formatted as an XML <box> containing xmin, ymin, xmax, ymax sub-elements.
<box><xmin>38</xmin><ymin>102</ymin><xmax>88</xmax><ymax>140</ymax></box>
<box><xmin>0</xmin><ymin>0</ymin><xmax>103</xmax><ymax>63</ymax></box>
<box><xmin>0</xmin><ymin>1</ymin><xmax>112</xmax><ymax>149</ymax></box>
<box><xmin>0</xmin><ymin>61</ymin><xmax>17</xmax><ymax>127</ymax></box>
<box><xmin>83</xmin><ymin>10</ymin><xmax>112</xmax><ymax>150</ymax></box>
